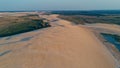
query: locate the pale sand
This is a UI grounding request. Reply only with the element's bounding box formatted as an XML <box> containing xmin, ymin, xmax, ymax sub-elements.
<box><xmin>85</xmin><ymin>23</ymin><xmax>120</xmax><ymax>34</ymax></box>
<box><xmin>85</xmin><ymin>23</ymin><xmax>120</xmax><ymax>66</ymax></box>
<box><xmin>0</xmin><ymin>15</ymin><xmax>117</xmax><ymax>68</ymax></box>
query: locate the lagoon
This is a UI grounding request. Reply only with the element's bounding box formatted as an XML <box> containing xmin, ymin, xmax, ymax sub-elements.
<box><xmin>102</xmin><ymin>33</ymin><xmax>120</xmax><ymax>51</ymax></box>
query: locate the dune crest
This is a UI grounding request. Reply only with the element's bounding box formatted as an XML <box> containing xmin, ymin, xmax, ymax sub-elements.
<box><xmin>0</xmin><ymin>15</ymin><xmax>116</xmax><ymax>68</ymax></box>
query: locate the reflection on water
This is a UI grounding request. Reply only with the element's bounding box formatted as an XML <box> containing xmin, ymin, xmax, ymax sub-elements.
<box><xmin>102</xmin><ymin>33</ymin><xmax>120</xmax><ymax>51</ymax></box>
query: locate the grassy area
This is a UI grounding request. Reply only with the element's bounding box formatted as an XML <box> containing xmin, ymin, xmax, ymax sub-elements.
<box><xmin>52</xmin><ymin>11</ymin><xmax>120</xmax><ymax>25</ymax></box>
<box><xmin>59</xmin><ymin>15</ymin><xmax>120</xmax><ymax>25</ymax></box>
<box><xmin>0</xmin><ymin>14</ymin><xmax>51</xmax><ymax>37</ymax></box>
<box><xmin>58</xmin><ymin>15</ymin><xmax>86</xmax><ymax>25</ymax></box>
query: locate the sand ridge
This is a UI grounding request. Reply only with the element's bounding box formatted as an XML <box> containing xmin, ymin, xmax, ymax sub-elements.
<box><xmin>0</xmin><ymin>15</ymin><xmax>117</xmax><ymax>68</ymax></box>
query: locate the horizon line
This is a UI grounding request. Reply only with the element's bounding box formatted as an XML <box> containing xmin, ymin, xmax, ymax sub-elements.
<box><xmin>0</xmin><ymin>9</ymin><xmax>120</xmax><ymax>12</ymax></box>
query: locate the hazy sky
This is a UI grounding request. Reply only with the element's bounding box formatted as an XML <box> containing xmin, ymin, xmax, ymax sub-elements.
<box><xmin>0</xmin><ymin>0</ymin><xmax>120</xmax><ymax>11</ymax></box>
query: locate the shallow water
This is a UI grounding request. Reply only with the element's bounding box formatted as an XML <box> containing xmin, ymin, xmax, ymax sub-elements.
<box><xmin>102</xmin><ymin>33</ymin><xmax>120</xmax><ymax>51</ymax></box>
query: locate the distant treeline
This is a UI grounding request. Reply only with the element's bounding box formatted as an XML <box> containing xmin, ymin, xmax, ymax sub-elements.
<box><xmin>52</xmin><ymin>10</ymin><xmax>120</xmax><ymax>16</ymax></box>
<box><xmin>58</xmin><ymin>11</ymin><xmax>120</xmax><ymax>25</ymax></box>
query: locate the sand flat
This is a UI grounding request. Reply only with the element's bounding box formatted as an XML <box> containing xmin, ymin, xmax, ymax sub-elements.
<box><xmin>0</xmin><ymin>15</ymin><xmax>116</xmax><ymax>68</ymax></box>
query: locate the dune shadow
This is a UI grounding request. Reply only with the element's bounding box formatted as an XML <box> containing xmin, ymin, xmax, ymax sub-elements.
<box><xmin>0</xmin><ymin>50</ymin><xmax>11</xmax><ymax>56</ymax></box>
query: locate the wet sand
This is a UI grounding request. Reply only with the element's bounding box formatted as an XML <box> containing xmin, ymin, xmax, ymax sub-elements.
<box><xmin>85</xmin><ymin>23</ymin><xmax>120</xmax><ymax>67</ymax></box>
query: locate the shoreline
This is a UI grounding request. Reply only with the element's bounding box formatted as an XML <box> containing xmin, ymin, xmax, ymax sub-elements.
<box><xmin>87</xmin><ymin>26</ymin><xmax>120</xmax><ymax>67</ymax></box>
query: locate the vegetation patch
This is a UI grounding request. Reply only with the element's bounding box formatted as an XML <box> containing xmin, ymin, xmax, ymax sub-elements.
<box><xmin>59</xmin><ymin>15</ymin><xmax>120</xmax><ymax>25</ymax></box>
<box><xmin>52</xmin><ymin>11</ymin><xmax>120</xmax><ymax>25</ymax></box>
<box><xmin>0</xmin><ymin>14</ymin><xmax>51</xmax><ymax>37</ymax></box>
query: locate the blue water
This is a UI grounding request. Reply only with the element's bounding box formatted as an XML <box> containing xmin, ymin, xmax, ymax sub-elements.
<box><xmin>102</xmin><ymin>34</ymin><xmax>120</xmax><ymax>51</ymax></box>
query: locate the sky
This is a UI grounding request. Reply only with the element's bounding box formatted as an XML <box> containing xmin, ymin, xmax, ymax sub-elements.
<box><xmin>0</xmin><ymin>0</ymin><xmax>120</xmax><ymax>11</ymax></box>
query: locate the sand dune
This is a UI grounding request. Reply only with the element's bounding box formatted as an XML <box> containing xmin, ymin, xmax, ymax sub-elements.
<box><xmin>86</xmin><ymin>23</ymin><xmax>120</xmax><ymax>34</ymax></box>
<box><xmin>0</xmin><ymin>15</ymin><xmax>117</xmax><ymax>68</ymax></box>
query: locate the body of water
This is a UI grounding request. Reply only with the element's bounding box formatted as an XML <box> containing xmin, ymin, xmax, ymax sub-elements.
<box><xmin>102</xmin><ymin>33</ymin><xmax>120</xmax><ymax>51</ymax></box>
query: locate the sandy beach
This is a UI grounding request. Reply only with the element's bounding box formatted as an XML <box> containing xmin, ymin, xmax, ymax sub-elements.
<box><xmin>0</xmin><ymin>15</ymin><xmax>117</xmax><ymax>68</ymax></box>
<box><xmin>85</xmin><ymin>23</ymin><xmax>120</xmax><ymax>66</ymax></box>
